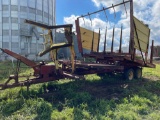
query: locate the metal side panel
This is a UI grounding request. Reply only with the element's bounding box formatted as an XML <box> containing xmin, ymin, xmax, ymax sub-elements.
<box><xmin>80</xmin><ymin>27</ymin><xmax>99</xmax><ymax>52</ymax></box>
<box><xmin>133</xmin><ymin>16</ymin><xmax>150</xmax><ymax>53</ymax></box>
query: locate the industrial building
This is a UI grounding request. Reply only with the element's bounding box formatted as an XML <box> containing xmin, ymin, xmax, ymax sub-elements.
<box><xmin>0</xmin><ymin>0</ymin><xmax>56</xmax><ymax>61</ymax></box>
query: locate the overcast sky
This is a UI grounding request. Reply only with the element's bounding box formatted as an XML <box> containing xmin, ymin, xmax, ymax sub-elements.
<box><xmin>56</xmin><ymin>0</ymin><xmax>160</xmax><ymax>51</ymax></box>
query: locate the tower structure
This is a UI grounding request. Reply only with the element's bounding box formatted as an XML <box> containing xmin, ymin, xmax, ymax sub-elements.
<box><xmin>0</xmin><ymin>0</ymin><xmax>56</xmax><ymax>60</ymax></box>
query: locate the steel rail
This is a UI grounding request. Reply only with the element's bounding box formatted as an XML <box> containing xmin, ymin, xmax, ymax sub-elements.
<box><xmin>78</xmin><ymin>0</ymin><xmax>130</xmax><ymax>18</ymax></box>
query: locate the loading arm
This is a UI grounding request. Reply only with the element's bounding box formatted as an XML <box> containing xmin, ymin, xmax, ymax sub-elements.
<box><xmin>25</xmin><ymin>19</ymin><xmax>72</xmax><ymax>30</ymax></box>
<box><xmin>25</xmin><ymin>20</ymin><xmax>76</xmax><ymax>73</ymax></box>
<box><xmin>0</xmin><ymin>48</ymin><xmax>40</xmax><ymax>75</ymax></box>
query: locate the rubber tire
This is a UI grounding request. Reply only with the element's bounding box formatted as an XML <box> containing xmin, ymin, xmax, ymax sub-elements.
<box><xmin>124</xmin><ymin>68</ymin><xmax>134</xmax><ymax>81</ymax></box>
<box><xmin>134</xmin><ymin>68</ymin><xmax>142</xmax><ymax>79</ymax></box>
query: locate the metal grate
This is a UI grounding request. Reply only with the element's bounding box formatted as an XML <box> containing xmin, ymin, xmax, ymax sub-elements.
<box><xmin>49</xmin><ymin>15</ymin><xmax>52</xmax><ymax>19</ymax></box>
<box><xmin>11</xmin><ymin>5</ymin><xmax>18</xmax><ymax>11</ymax></box>
<box><xmin>12</xmin><ymin>30</ymin><xmax>19</xmax><ymax>36</ymax></box>
<box><xmin>2</xmin><ymin>5</ymin><xmax>9</xmax><ymax>11</ymax></box>
<box><xmin>2</xmin><ymin>42</ymin><xmax>9</xmax><ymax>48</ymax></box>
<box><xmin>11</xmin><ymin>42</ymin><xmax>19</xmax><ymax>48</ymax></box>
<box><xmin>44</xmin><ymin>12</ymin><xmax>48</xmax><ymax>18</ymax></box>
<box><xmin>2</xmin><ymin>17</ymin><xmax>9</xmax><ymax>23</ymax></box>
<box><xmin>3</xmin><ymin>30</ymin><xmax>9</xmax><ymax>35</ymax></box>
<box><xmin>31</xmin><ymin>43</ymin><xmax>36</xmax><ymax>48</ymax></box>
<box><xmin>11</xmin><ymin>17</ymin><xmax>18</xmax><ymax>23</ymax></box>
<box><xmin>29</xmin><ymin>7</ymin><xmax>36</xmax><ymax>14</ymax></box>
<box><xmin>20</xmin><ymin>6</ymin><xmax>27</xmax><ymax>12</ymax></box>
<box><xmin>38</xmin><ymin>43</ymin><xmax>43</xmax><ymax>50</ymax></box>
<box><xmin>37</xmin><ymin>10</ymin><xmax>42</xmax><ymax>16</ymax></box>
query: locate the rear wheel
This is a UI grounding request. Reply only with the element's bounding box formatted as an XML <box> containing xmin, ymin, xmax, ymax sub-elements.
<box><xmin>134</xmin><ymin>68</ymin><xmax>142</xmax><ymax>79</ymax></box>
<box><xmin>124</xmin><ymin>68</ymin><xmax>134</xmax><ymax>80</ymax></box>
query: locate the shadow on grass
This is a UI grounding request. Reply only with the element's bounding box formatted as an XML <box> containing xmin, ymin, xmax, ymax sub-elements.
<box><xmin>1</xmin><ymin>98</ymin><xmax>24</xmax><ymax>116</ymax></box>
<box><xmin>34</xmin><ymin>99</ymin><xmax>52</xmax><ymax>120</ymax></box>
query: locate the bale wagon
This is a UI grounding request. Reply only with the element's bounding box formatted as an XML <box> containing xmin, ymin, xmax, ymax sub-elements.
<box><xmin>0</xmin><ymin>0</ymin><xmax>155</xmax><ymax>90</ymax></box>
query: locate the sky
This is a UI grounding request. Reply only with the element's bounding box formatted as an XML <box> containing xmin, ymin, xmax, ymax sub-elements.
<box><xmin>56</xmin><ymin>0</ymin><xmax>160</xmax><ymax>52</ymax></box>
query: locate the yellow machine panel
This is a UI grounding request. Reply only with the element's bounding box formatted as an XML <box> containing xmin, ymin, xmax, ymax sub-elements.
<box><xmin>80</xmin><ymin>27</ymin><xmax>99</xmax><ymax>52</ymax></box>
<box><xmin>134</xmin><ymin>16</ymin><xmax>150</xmax><ymax>53</ymax></box>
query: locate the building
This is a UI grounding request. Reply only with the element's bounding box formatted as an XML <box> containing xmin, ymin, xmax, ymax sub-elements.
<box><xmin>0</xmin><ymin>0</ymin><xmax>56</xmax><ymax>61</ymax></box>
<box><xmin>153</xmin><ymin>46</ymin><xmax>160</xmax><ymax>57</ymax></box>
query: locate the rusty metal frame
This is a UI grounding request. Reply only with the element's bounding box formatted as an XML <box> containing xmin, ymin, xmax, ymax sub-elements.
<box><xmin>75</xmin><ymin>0</ymin><xmax>155</xmax><ymax>68</ymax></box>
<box><xmin>77</xmin><ymin>0</ymin><xmax>130</xmax><ymax>19</ymax></box>
<box><xmin>76</xmin><ymin>0</ymin><xmax>132</xmax><ymax>55</ymax></box>
<box><xmin>25</xmin><ymin>20</ymin><xmax>72</xmax><ymax>30</ymax></box>
<box><xmin>0</xmin><ymin>0</ymin><xmax>156</xmax><ymax>91</ymax></box>
<box><xmin>25</xmin><ymin>20</ymin><xmax>75</xmax><ymax>72</ymax></box>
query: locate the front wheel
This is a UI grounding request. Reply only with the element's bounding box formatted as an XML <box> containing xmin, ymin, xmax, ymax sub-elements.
<box><xmin>124</xmin><ymin>69</ymin><xmax>134</xmax><ymax>80</ymax></box>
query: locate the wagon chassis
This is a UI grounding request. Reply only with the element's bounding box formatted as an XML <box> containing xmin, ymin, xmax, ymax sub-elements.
<box><xmin>0</xmin><ymin>0</ymin><xmax>155</xmax><ymax>90</ymax></box>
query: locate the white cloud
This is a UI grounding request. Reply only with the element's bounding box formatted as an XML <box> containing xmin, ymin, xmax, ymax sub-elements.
<box><xmin>63</xmin><ymin>0</ymin><xmax>160</xmax><ymax>52</ymax></box>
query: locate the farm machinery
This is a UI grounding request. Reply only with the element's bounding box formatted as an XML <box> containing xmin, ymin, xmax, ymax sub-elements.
<box><xmin>0</xmin><ymin>0</ymin><xmax>155</xmax><ymax>90</ymax></box>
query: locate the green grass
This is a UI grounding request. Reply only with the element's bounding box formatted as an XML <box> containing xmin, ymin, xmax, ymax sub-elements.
<box><xmin>0</xmin><ymin>62</ymin><xmax>160</xmax><ymax>120</ymax></box>
<box><xmin>0</xmin><ymin>61</ymin><xmax>33</xmax><ymax>84</ymax></box>
<box><xmin>143</xmin><ymin>64</ymin><xmax>160</xmax><ymax>78</ymax></box>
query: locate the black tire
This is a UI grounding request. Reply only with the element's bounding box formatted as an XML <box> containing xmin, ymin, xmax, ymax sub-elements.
<box><xmin>124</xmin><ymin>68</ymin><xmax>134</xmax><ymax>80</ymax></box>
<box><xmin>134</xmin><ymin>68</ymin><xmax>142</xmax><ymax>79</ymax></box>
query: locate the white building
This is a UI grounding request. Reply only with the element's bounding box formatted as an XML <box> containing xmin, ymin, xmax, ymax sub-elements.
<box><xmin>0</xmin><ymin>0</ymin><xmax>56</xmax><ymax>61</ymax></box>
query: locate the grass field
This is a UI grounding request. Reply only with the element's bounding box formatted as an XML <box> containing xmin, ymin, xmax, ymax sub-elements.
<box><xmin>0</xmin><ymin>62</ymin><xmax>160</xmax><ymax>120</ymax></box>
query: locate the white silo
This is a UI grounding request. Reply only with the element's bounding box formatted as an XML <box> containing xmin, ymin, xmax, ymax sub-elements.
<box><xmin>0</xmin><ymin>0</ymin><xmax>56</xmax><ymax>61</ymax></box>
